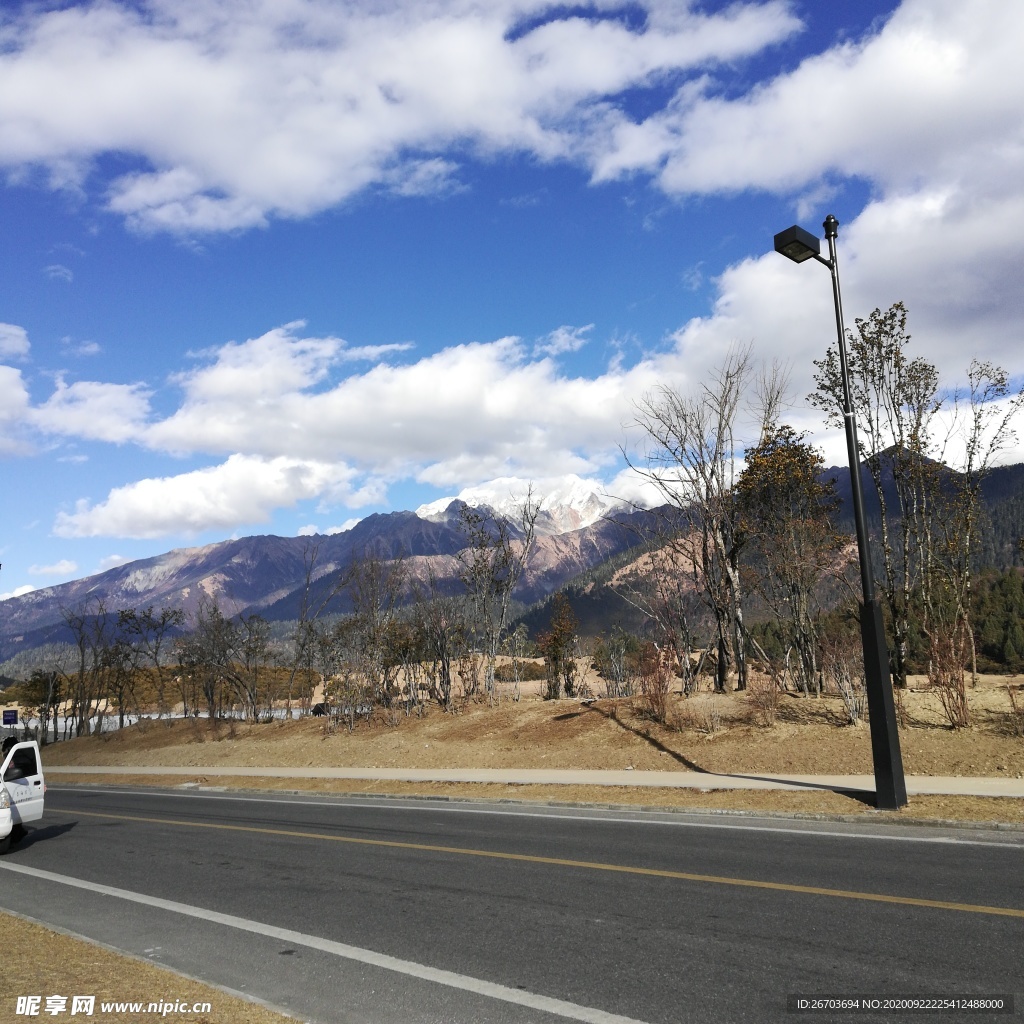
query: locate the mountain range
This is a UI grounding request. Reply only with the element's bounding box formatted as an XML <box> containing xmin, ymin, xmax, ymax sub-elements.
<box><xmin>4</xmin><ymin>459</ymin><xmax>1023</xmax><ymax>668</ymax></box>
<box><xmin>0</xmin><ymin>485</ymin><xmax>654</xmax><ymax>663</ymax></box>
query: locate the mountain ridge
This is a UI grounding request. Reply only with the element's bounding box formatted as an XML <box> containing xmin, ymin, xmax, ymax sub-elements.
<box><xmin>6</xmin><ymin>460</ymin><xmax>1023</xmax><ymax>661</ymax></box>
<box><xmin>0</xmin><ymin>494</ymin><xmax>653</xmax><ymax>659</ymax></box>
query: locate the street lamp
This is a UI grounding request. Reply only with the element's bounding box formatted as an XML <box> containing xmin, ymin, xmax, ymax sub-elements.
<box><xmin>773</xmin><ymin>214</ymin><xmax>908</xmax><ymax>811</ymax></box>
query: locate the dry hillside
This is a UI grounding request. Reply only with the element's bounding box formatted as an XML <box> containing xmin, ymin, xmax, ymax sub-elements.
<box><xmin>41</xmin><ymin>668</ymin><xmax>1024</xmax><ymax>823</ymax></box>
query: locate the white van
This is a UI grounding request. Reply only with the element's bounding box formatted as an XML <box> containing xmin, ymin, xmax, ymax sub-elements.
<box><xmin>0</xmin><ymin>740</ymin><xmax>45</xmax><ymax>854</ymax></box>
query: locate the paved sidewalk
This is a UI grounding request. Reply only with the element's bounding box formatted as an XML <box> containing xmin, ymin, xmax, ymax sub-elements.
<box><xmin>45</xmin><ymin>765</ymin><xmax>1024</xmax><ymax>798</ymax></box>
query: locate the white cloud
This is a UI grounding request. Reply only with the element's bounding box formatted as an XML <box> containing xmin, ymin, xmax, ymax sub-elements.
<box><xmin>680</xmin><ymin>264</ymin><xmax>704</xmax><ymax>292</ymax></box>
<box><xmin>0</xmin><ymin>323</ymin><xmax>30</xmax><ymax>359</ymax></box>
<box><xmin>597</xmin><ymin>0</ymin><xmax>1024</xmax><ymax>409</ymax></box>
<box><xmin>97</xmin><ymin>553</ymin><xmax>130</xmax><ymax>571</ymax></box>
<box><xmin>44</xmin><ymin>316</ymin><xmax>685</xmax><ymax>538</ymax></box>
<box><xmin>0</xmin><ymin>366</ymin><xmax>30</xmax><ymax>419</ymax></box>
<box><xmin>170</xmin><ymin>323</ymin><xmax>339</xmax><ymax>402</ymax></box>
<box><xmin>17</xmin><ymin>2</ymin><xmax>1024</xmax><ymax>543</ymax></box>
<box><xmin>0</xmin><ymin>0</ymin><xmax>800</xmax><ymax>233</ymax></box>
<box><xmin>46</xmin><ymin>290</ymin><xmax>1024</xmax><ymax>540</ymax></box>
<box><xmin>534</xmin><ymin>324</ymin><xmax>593</xmax><ymax>357</ymax></box>
<box><xmin>605</xmin><ymin>465</ymin><xmax>675</xmax><ymax>510</ymax></box>
<box><xmin>29</xmin><ymin>378</ymin><xmax>152</xmax><ymax>443</ymax></box>
<box><xmin>0</xmin><ymin>365</ymin><xmax>32</xmax><ymax>455</ymax></box>
<box><xmin>144</xmin><ymin>325</ymin><xmax>666</xmax><ymax>485</ymax></box>
<box><xmin>385</xmin><ymin>158</ymin><xmax>464</xmax><ymax>198</ymax></box>
<box><xmin>54</xmin><ymin>454</ymin><xmax>382</xmax><ymax>538</ymax></box>
<box><xmin>44</xmin><ymin>263</ymin><xmax>73</xmax><ymax>282</ymax></box>
<box><xmin>594</xmin><ymin>1</ymin><xmax>1024</xmax><ymax>199</ymax></box>
<box><xmin>62</xmin><ymin>337</ymin><xmax>102</xmax><ymax>357</ymax></box>
<box><xmin>0</xmin><ymin>584</ymin><xmax>35</xmax><ymax>601</ymax></box>
<box><xmin>297</xmin><ymin>520</ymin><xmax>360</xmax><ymax>536</ymax></box>
<box><xmin>325</xmin><ymin>519</ymin><xmax>362</xmax><ymax>535</ymax></box>
<box><xmin>28</xmin><ymin>559</ymin><xmax>78</xmax><ymax>576</ymax></box>
<box><xmin>340</xmin><ymin>342</ymin><xmax>414</xmax><ymax>362</ymax></box>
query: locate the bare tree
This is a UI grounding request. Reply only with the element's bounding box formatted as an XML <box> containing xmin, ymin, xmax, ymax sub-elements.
<box><xmin>285</xmin><ymin>540</ymin><xmax>346</xmax><ymax>717</ymax></box>
<box><xmin>412</xmin><ymin>567</ymin><xmax>466</xmax><ymax>711</ymax></box>
<box><xmin>611</xmin><ymin>532</ymin><xmax>706</xmax><ymax>695</ymax></box>
<box><xmin>104</xmin><ymin>631</ymin><xmax>140</xmax><ymax>731</ymax></box>
<box><xmin>19</xmin><ymin>667</ymin><xmax>65</xmax><ymax>745</ymax></box>
<box><xmin>630</xmin><ymin>348</ymin><xmax>758</xmax><ymax>692</ymax></box>
<box><xmin>920</xmin><ymin>360</ymin><xmax>1023</xmax><ymax>726</ymax></box>
<box><xmin>119</xmin><ymin>606</ymin><xmax>184</xmax><ymax>721</ymax></box>
<box><xmin>813</xmin><ymin>303</ymin><xmax>1023</xmax><ymax>722</ymax></box>
<box><xmin>592</xmin><ymin>627</ymin><xmax>640</xmax><ymax>698</ymax></box>
<box><xmin>175</xmin><ymin>598</ymin><xmax>235</xmax><ymax>720</ymax></box>
<box><xmin>500</xmin><ymin>623</ymin><xmax>530</xmax><ymax>703</ymax></box>
<box><xmin>812</xmin><ymin>302</ymin><xmax>942</xmax><ymax>689</ymax></box>
<box><xmin>342</xmin><ymin>550</ymin><xmax>409</xmax><ymax>710</ymax></box>
<box><xmin>455</xmin><ymin>489</ymin><xmax>541</xmax><ymax>704</ymax></box>
<box><xmin>224</xmin><ymin>613</ymin><xmax>273</xmax><ymax>721</ymax></box>
<box><xmin>304</xmin><ymin>616</ymin><xmax>357</xmax><ymax>727</ymax></box>
<box><xmin>61</xmin><ymin>598</ymin><xmax>117</xmax><ymax>736</ymax></box>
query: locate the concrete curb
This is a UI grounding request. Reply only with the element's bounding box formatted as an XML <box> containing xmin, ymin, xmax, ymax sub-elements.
<box><xmin>50</xmin><ymin>781</ymin><xmax>1024</xmax><ymax>836</ymax></box>
<box><xmin>45</xmin><ymin>765</ymin><xmax>1024</xmax><ymax>798</ymax></box>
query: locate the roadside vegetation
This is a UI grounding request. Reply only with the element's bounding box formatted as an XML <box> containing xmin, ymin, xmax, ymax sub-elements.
<box><xmin>5</xmin><ymin>303</ymin><xmax>1024</xmax><ymax>754</ymax></box>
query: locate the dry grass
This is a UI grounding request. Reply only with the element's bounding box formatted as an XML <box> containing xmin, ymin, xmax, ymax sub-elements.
<box><xmin>0</xmin><ymin>912</ymin><xmax>296</xmax><ymax>1024</ymax></box>
<box><xmin>43</xmin><ymin>672</ymin><xmax>1024</xmax><ymax>780</ymax></box>
<box><xmin>39</xmin><ymin>670</ymin><xmax>1024</xmax><ymax>824</ymax></box>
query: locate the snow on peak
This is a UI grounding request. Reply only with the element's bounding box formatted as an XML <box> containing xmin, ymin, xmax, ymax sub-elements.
<box><xmin>415</xmin><ymin>475</ymin><xmax>622</xmax><ymax>535</ymax></box>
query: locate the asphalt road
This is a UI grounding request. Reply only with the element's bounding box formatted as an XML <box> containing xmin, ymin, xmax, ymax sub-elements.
<box><xmin>1</xmin><ymin>787</ymin><xmax>1022</xmax><ymax>1024</ymax></box>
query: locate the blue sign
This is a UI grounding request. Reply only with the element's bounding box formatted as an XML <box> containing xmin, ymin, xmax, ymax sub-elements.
<box><xmin>2</xmin><ymin>710</ymin><xmax>17</xmax><ymax>726</ymax></box>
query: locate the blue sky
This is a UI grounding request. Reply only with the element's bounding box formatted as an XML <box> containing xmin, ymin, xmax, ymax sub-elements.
<box><xmin>2</xmin><ymin>0</ymin><xmax>1023</xmax><ymax>598</ymax></box>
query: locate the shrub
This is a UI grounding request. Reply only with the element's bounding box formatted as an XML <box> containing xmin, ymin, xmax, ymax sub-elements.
<box><xmin>1008</xmin><ymin>684</ymin><xmax>1024</xmax><ymax>738</ymax></box>
<box><xmin>822</xmin><ymin>637</ymin><xmax>867</xmax><ymax>726</ymax></box>
<box><xmin>494</xmin><ymin>660</ymin><xmax>547</xmax><ymax>682</ymax></box>
<box><xmin>632</xmin><ymin>642</ymin><xmax>671</xmax><ymax>725</ymax></box>
<box><xmin>746</xmin><ymin>672</ymin><xmax>780</xmax><ymax>727</ymax></box>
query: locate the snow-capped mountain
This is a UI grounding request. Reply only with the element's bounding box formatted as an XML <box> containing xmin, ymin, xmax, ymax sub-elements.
<box><xmin>0</xmin><ymin>494</ymin><xmax>656</xmax><ymax>661</ymax></box>
<box><xmin>415</xmin><ymin>475</ymin><xmax>623</xmax><ymax>536</ymax></box>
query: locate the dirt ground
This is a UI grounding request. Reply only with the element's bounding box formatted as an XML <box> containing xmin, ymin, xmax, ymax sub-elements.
<box><xmin>0</xmin><ymin>912</ymin><xmax>297</xmax><ymax>1024</ymax></box>
<box><xmin>42</xmin><ymin>669</ymin><xmax>1024</xmax><ymax>823</ymax></box>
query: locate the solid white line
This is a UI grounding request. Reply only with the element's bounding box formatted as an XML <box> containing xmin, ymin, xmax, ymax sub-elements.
<box><xmin>0</xmin><ymin>907</ymin><xmax>304</xmax><ymax>1023</ymax></box>
<box><xmin>0</xmin><ymin>861</ymin><xmax>649</xmax><ymax>1024</ymax></box>
<box><xmin>50</xmin><ymin>787</ymin><xmax>1024</xmax><ymax>849</ymax></box>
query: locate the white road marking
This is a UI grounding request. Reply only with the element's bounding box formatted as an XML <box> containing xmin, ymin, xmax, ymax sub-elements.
<box><xmin>52</xmin><ymin>786</ymin><xmax>1024</xmax><ymax>848</ymax></box>
<box><xmin>0</xmin><ymin>861</ymin><xmax>650</xmax><ymax>1024</ymax></box>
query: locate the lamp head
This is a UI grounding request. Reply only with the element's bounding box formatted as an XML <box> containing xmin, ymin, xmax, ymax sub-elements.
<box><xmin>773</xmin><ymin>224</ymin><xmax>821</xmax><ymax>263</ymax></box>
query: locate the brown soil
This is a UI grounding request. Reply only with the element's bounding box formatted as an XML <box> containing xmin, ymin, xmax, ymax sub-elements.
<box><xmin>0</xmin><ymin>912</ymin><xmax>296</xmax><ymax>1024</ymax></box>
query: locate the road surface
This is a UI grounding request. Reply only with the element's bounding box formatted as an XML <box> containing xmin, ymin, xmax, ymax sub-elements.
<box><xmin>1</xmin><ymin>787</ymin><xmax>1021</xmax><ymax>1023</ymax></box>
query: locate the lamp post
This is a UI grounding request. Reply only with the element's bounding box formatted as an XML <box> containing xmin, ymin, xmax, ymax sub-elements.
<box><xmin>773</xmin><ymin>214</ymin><xmax>908</xmax><ymax>810</ymax></box>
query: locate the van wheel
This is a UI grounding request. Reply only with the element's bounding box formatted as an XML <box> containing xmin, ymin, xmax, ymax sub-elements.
<box><xmin>0</xmin><ymin>834</ymin><xmax>10</xmax><ymax>855</ymax></box>
<box><xmin>10</xmin><ymin>824</ymin><xmax>26</xmax><ymax>844</ymax></box>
